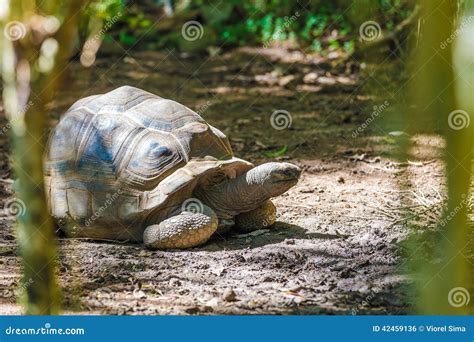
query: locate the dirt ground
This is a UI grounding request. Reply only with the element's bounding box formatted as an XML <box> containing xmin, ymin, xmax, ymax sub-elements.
<box><xmin>0</xmin><ymin>46</ymin><xmax>451</xmax><ymax>315</ymax></box>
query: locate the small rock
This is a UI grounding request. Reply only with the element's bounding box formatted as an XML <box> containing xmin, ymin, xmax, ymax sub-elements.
<box><xmin>205</xmin><ymin>297</ymin><xmax>220</xmax><ymax>307</ymax></box>
<box><xmin>336</xmin><ymin>76</ymin><xmax>354</xmax><ymax>85</ymax></box>
<box><xmin>278</xmin><ymin>75</ymin><xmax>297</xmax><ymax>87</ymax></box>
<box><xmin>132</xmin><ymin>289</ymin><xmax>146</xmax><ymax>299</ymax></box>
<box><xmin>337</xmin><ymin>176</ymin><xmax>345</xmax><ymax>184</ymax></box>
<box><xmin>340</xmin><ymin>268</ymin><xmax>355</xmax><ymax>278</ymax></box>
<box><xmin>169</xmin><ymin>278</ymin><xmax>181</xmax><ymax>287</ymax></box>
<box><xmin>303</xmin><ymin>72</ymin><xmax>319</xmax><ymax>84</ymax></box>
<box><xmin>292</xmin><ymin>296</ymin><xmax>304</xmax><ymax>304</ymax></box>
<box><xmin>184</xmin><ymin>306</ymin><xmax>200</xmax><ymax>315</ymax></box>
<box><xmin>202</xmin><ymin>306</ymin><xmax>214</xmax><ymax>313</ymax></box>
<box><xmin>255</xmin><ymin>73</ymin><xmax>279</xmax><ymax>86</ymax></box>
<box><xmin>317</xmin><ymin>76</ymin><xmax>337</xmax><ymax>86</ymax></box>
<box><xmin>222</xmin><ymin>288</ymin><xmax>237</xmax><ymax>302</ymax></box>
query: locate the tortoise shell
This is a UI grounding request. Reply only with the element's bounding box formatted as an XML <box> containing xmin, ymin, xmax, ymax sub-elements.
<box><xmin>44</xmin><ymin>86</ymin><xmax>252</xmax><ymax>241</ymax></box>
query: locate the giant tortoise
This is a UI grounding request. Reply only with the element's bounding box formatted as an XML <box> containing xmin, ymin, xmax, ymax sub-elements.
<box><xmin>44</xmin><ymin>86</ymin><xmax>301</xmax><ymax>249</ymax></box>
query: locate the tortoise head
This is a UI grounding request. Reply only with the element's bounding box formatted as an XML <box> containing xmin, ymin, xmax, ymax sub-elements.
<box><xmin>194</xmin><ymin>162</ymin><xmax>301</xmax><ymax>218</ymax></box>
<box><xmin>245</xmin><ymin>162</ymin><xmax>301</xmax><ymax>198</ymax></box>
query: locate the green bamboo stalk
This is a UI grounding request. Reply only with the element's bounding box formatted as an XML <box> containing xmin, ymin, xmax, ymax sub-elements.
<box><xmin>411</xmin><ymin>0</ymin><xmax>472</xmax><ymax>314</ymax></box>
<box><xmin>1</xmin><ymin>0</ymin><xmax>85</xmax><ymax>315</ymax></box>
<box><xmin>451</xmin><ymin>0</ymin><xmax>474</xmax><ymax>314</ymax></box>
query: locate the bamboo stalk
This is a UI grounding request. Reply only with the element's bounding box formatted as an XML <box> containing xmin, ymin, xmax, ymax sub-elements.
<box><xmin>1</xmin><ymin>0</ymin><xmax>86</xmax><ymax>315</ymax></box>
<box><xmin>411</xmin><ymin>0</ymin><xmax>471</xmax><ymax>314</ymax></box>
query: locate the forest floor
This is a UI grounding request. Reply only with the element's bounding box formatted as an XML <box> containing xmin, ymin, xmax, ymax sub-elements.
<box><xmin>0</xmin><ymin>46</ymin><xmax>450</xmax><ymax>315</ymax></box>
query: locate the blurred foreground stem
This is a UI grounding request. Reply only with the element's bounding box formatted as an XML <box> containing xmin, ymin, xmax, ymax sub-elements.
<box><xmin>413</xmin><ymin>0</ymin><xmax>472</xmax><ymax>314</ymax></box>
<box><xmin>0</xmin><ymin>0</ymin><xmax>85</xmax><ymax>314</ymax></box>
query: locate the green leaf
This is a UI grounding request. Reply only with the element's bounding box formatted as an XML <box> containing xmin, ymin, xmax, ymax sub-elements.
<box><xmin>264</xmin><ymin>145</ymin><xmax>288</xmax><ymax>158</ymax></box>
<box><xmin>119</xmin><ymin>31</ymin><xmax>137</xmax><ymax>45</ymax></box>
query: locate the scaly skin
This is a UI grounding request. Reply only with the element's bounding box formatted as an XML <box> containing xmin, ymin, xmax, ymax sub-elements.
<box><xmin>235</xmin><ymin>200</ymin><xmax>277</xmax><ymax>233</ymax></box>
<box><xmin>143</xmin><ymin>205</ymin><xmax>218</xmax><ymax>249</ymax></box>
<box><xmin>195</xmin><ymin>162</ymin><xmax>301</xmax><ymax>219</ymax></box>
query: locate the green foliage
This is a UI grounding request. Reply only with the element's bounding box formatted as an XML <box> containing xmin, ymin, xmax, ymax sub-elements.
<box><xmin>84</xmin><ymin>0</ymin><xmax>124</xmax><ymax>20</ymax></box>
<box><xmin>79</xmin><ymin>0</ymin><xmax>126</xmax><ymax>48</ymax></box>
<box><xmin>264</xmin><ymin>145</ymin><xmax>288</xmax><ymax>158</ymax></box>
<box><xmin>119</xmin><ymin>31</ymin><xmax>137</xmax><ymax>45</ymax></box>
<box><xmin>173</xmin><ymin>0</ymin><xmax>416</xmax><ymax>52</ymax></box>
<box><xmin>83</xmin><ymin>0</ymin><xmax>418</xmax><ymax>53</ymax></box>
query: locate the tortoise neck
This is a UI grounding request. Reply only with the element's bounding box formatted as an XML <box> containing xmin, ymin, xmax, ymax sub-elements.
<box><xmin>194</xmin><ymin>171</ymin><xmax>271</xmax><ymax>218</ymax></box>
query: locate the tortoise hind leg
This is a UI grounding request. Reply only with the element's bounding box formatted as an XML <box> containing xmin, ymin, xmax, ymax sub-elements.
<box><xmin>143</xmin><ymin>205</ymin><xmax>218</xmax><ymax>250</ymax></box>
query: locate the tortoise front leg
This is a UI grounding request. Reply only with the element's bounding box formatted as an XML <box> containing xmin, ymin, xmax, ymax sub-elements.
<box><xmin>235</xmin><ymin>200</ymin><xmax>276</xmax><ymax>233</ymax></box>
<box><xmin>143</xmin><ymin>205</ymin><xmax>218</xmax><ymax>249</ymax></box>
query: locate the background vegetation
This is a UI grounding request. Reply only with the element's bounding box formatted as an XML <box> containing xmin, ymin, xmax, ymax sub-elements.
<box><xmin>83</xmin><ymin>0</ymin><xmax>418</xmax><ymax>53</ymax></box>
